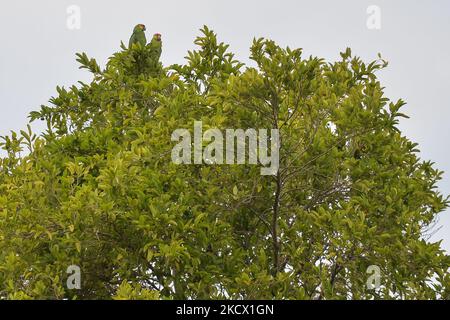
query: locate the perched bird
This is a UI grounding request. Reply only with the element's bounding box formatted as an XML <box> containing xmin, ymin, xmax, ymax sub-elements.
<box><xmin>148</xmin><ymin>33</ymin><xmax>162</xmax><ymax>63</ymax></box>
<box><xmin>128</xmin><ymin>24</ymin><xmax>147</xmax><ymax>48</ymax></box>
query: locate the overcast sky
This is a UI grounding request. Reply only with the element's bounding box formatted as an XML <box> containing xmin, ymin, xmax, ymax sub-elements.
<box><xmin>1</xmin><ymin>0</ymin><xmax>449</xmax><ymax>252</ymax></box>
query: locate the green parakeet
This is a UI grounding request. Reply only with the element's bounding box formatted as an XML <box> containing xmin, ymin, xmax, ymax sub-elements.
<box><xmin>149</xmin><ymin>33</ymin><xmax>162</xmax><ymax>63</ymax></box>
<box><xmin>128</xmin><ymin>24</ymin><xmax>147</xmax><ymax>48</ymax></box>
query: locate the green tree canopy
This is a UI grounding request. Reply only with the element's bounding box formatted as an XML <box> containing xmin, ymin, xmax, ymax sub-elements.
<box><xmin>0</xmin><ymin>26</ymin><xmax>448</xmax><ymax>299</ymax></box>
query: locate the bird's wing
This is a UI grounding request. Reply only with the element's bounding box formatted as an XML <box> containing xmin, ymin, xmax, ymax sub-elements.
<box><xmin>129</xmin><ymin>33</ymin><xmax>136</xmax><ymax>48</ymax></box>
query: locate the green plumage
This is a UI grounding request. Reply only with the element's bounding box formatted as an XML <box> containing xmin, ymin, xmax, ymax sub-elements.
<box><xmin>149</xmin><ymin>33</ymin><xmax>162</xmax><ymax>63</ymax></box>
<box><xmin>129</xmin><ymin>24</ymin><xmax>147</xmax><ymax>48</ymax></box>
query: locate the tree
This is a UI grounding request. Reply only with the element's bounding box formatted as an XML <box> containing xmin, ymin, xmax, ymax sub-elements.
<box><xmin>0</xmin><ymin>26</ymin><xmax>448</xmax><ymax>300</ymax></box>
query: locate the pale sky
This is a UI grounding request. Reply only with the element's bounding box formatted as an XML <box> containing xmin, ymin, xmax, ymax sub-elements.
<box><xmin>1</xmin><ymin>0</ymin><xmax>449</xmax><ymax>252</ymax></box>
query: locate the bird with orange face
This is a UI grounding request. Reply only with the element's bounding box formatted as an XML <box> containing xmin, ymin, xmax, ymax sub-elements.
<box><xmin>149</xmin><ymin>33</ymin><xmax>162</xmax><ymax>63</ymax></box>
<box><xmin>129</xmin><ymin>24</ymin><xmax>147</xmax><ymax>48</ymax></box>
